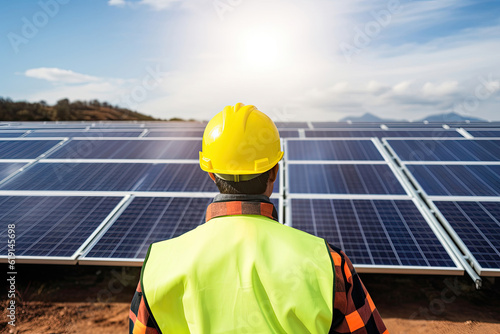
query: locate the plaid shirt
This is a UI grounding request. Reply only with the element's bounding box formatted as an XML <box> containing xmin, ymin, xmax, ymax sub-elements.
<box><xmin>130</xmin><ymin>196</ymin><xmax>388</xmax><ymax>334</ymax></box>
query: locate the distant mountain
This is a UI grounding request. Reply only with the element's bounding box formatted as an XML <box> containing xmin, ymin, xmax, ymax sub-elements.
<box><xmin>0</xmin><ymin>98</ymin><xmax>161</xmax><ymax>121</ymax></box>
<box><xmin>339</xmin><ymin>112</ymin><xmax>399</xmax><ymax>123</ymax></box>
<box><xmin>417</xmin><ymin>112</ymin><xmax>486</xmax><ymax>123</ymax></box>
<box><xmin>339</xmin><ymin>111</ymin><xmax>487</xmax><ymax>123</ymax></box>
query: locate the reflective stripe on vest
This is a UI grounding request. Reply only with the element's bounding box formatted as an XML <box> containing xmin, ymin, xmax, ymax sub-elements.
<box><xmin>141</xmin><ymin>214</ymin><xmax>335</xmax><ymax>333</ymax></box>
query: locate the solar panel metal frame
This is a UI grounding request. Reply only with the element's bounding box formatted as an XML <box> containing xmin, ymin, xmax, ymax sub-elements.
<box><xmin>0</xmin><ymin>194</ymin><xmax>129</xmax><ymax>265</ymax></box>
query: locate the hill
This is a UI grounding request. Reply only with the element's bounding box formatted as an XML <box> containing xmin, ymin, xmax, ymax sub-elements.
<box><xmin>339</xmin><ymin>111</ymin><xmax>486</xmax><ymax>123</ymax></box>
<box><xmin>417</xmin><ymin>111</ymin><xmax>486</xmax><ymax>122</ymax></box>
<box><xmin>0</xmin><ymin>98</ymin><xmax>160</xmax><ymax>121</ymax></box>
<box><xmin>339</xmin><ymin>112</ymin><xmax>400</xmax><ymax>122</ymax></box>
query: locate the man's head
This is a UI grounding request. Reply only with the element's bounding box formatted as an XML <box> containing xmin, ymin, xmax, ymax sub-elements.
<box><xmin>200</xmin><ymin>103</ymin><xmax>283</xmax><ymax>196</ymax></box>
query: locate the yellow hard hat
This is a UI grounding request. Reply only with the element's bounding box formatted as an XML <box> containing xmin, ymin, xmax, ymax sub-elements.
<box><xmin>199</xmin><ymin>103</ymin><xmax>283</xmax><ymax>181</ymax></box>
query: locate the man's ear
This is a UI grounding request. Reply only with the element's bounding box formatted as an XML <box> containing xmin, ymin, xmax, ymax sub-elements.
<box><xmin>208</xmin><ymin>172</ymin><xmax>216</xmax><ymax>182</ymax></box>
<box><xmin>268</xmin><ymin>164</ymin><xmax>279</xmax><ymax>183</ymax></box>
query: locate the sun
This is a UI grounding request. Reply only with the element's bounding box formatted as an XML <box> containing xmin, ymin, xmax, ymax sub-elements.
<box><xmin>240</xmin><ymin>27</ymin><xmax>283</xmax><ymax>69</ymax></box>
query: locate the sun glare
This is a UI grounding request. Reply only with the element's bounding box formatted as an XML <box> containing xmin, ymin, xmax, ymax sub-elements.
<box><xmin>240</xmin><ymin>27</ymin><xmax>284</xmax><ymax>69</ymax></box>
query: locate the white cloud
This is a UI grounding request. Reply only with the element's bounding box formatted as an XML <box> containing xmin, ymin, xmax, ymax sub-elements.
<box><xmin>108</xmin><ymin>0</ymin><xmax>126</xmax><ymax>6</ymax></box>
<box><xmin>25</xmin><ymin>68</ymin><xmax>101</xmax><ymax>84</ymax></box>
<box><xmin>23</xmin><ymin>0</ymin><xmax>500</xmax><ymax>121</ymax></box>
<box><xmin>108</xmin><ymin>0</ymin><xmax>182</xmax><ymax>10</ymax></box>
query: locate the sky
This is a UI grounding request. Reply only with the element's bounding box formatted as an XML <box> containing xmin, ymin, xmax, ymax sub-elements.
<box><xmin>1</xmin><ymin>0</ymin><xmax>499</xmax><ymax>122</ymax></box>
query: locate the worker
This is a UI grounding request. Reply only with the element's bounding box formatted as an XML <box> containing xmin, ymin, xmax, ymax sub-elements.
<box><xmin>129</xmin><ymin>103</ymin><xmax>388</xmax><ymax>333</ymax></box>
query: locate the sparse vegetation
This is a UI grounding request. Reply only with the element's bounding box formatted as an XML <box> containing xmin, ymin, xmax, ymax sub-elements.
<box><xmin>0</xmin><ymin>98</ymin><xmax>162</xmax><ymax>121</ymax></box>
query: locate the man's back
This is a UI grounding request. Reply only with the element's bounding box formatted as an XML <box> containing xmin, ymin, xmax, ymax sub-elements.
<box><xmin>141</xmin><ymin>201</ymin><xmax>335</xmax><ymax>333</ymax></box>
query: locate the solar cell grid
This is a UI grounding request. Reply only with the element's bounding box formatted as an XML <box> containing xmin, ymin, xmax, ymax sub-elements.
<box><xmin>146</xmin><ymin>130</ymin><xmax>204</xmax><ymax>137</ymax></box>
<box><xmin>291</xmin><ymin>199</ymin><xmax>457</xmax><ymax>268</ymax></box>
<box><xmin>287</xmin><ymin>140</ymin><xmax>383</xmax><ymax>160</ymax></box>
<box><xmin>0</xmin><ymin>163</ymin><xmax>25</xmax><ymax>182</ymax></box>
<box><xmin>0</xmin><ymin>196</ymin><xmax>122</xmax><ymax>258</ymax></box>
<box><xmin>277</xmin><ymin>130</ymin><xmax>299</xmax><ymax>138</ymax></box>
<box><xmin>46</xmin><ymin>139</ymin><xmax>201</xmax><ymax>159</ymax></box>
<box><xmin>408</xmin><ymin>165</ymin><xmax>500</xmax><ymax>196</ymax></box>
<box><xmin>0</xmin><ymin>140</ymin><xmax>61</xmax><ymax>159</ymax></box>
<box><xmin>0</xmin><ymin>132</ymin><xmax>25</xmax><ymax>138</ymax></box>
<box><xmin>27</xmin><ymin>130</ymin><xmax>143</xmax><ymax>137</ymax></box>
<box><xmin>84</xmin><ymin>196</ymin><xmax>280</xmax><ymax>261</ymax></box>
<box><xmin>305</xmin><ymin>130</ymin><xmax>460</xmax><ymax>138</ymax></box>
<box><xmin>469</xmin><ymin>130</ymin><xmax>500</xmax><ymax>137</ymax></box>
<box><xmin>275</xmin><ymin>122</ymin><xmax>309</xmax><ymax>128</ymax></box>
<box><xmin>288</xmin><ymin>164</ymin><xmax>405</xmax><ymax>194</ymax></box>
<box><xmin>0</xmin><ymin>163</ymin><xmax>220</xmax><ymax>192</ymax></box>
<box><xmin>84</xmin><ymin>197</ymin><xmax>214</xmax><ymax>259</ymax></box>
<box><xmin>311</xmin><ymin>122</ymin><xmax>383</xmax><ymax>128</ymax></box>
<box><xmin>388</xmin><ymin>139</ymin><xmax>500</xmax><ymax>161</ymax></box>
<box><xmin>435</xmin><ymin>201</ymin><xmax>500</xmax><ymax>272</ymax></box>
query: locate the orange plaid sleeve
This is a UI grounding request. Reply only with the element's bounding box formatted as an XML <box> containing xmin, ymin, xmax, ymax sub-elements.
<box><xmin>129</xmin><ymin>281</ymin><xmax>159</xmax><ymax>334</ymax></box>
<box><xmin>328</xmin><ymin>244</ymin><xmax>388</xmax><ymax>334</ymax></box>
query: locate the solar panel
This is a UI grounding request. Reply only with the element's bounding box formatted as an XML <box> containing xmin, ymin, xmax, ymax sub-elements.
<box><xmin>0</xmin><ymin>132</ymin><xmax>25</xmax><ymax>138</ymax></box>
<box><xmin>469</xmin><ymin>130</ymin><xmax>500</xmax><ymax>137</ymax></box>
<box><xmin>275</xmin><ymin>122</ymin><xmax>309</xmax><ymax>128</ymax></box>
<box><xmin>288</xmin><ymin>164</ymin><xmax>405</xmax><ymax>195</ymax></box>
<box><xmin>82</xmin><ymin>197</ymin><xmax>212</xmax><ymax>261</ymax></box>
<box><xmin>46</xmin><ymin>139</ymin><xmax>201</xmax><ymax>160</ymax></box>
<box><xmin>290</xmin><ymin>199</ymin><xmax>459</xmax><ymax>270</ymax></box>
<box><xmin>287</xmin><ymin>140</ymin><xmax>383</xmax><ymax>161</ymax></box>
<box><xmin>407</xmin><ymin>165</ymin><xmax>500</xmax><ymax>196</ymax></box>
<box><xmin>0</xmin><ymin>140</ymin><xmax>61</xmax><ymax>159</ymax></box>
<box><xmin>146</xmin><ymin>130</ymin><xmax>204</xmax><ymax>137</ymax></box>
<box><xmin>278</xmin><ymin>130</ymin><xmax>299</xmax><ymax>138</ymax></box>
<box><xmin>0</xmin><ymin>196</ymin><xmax>122</xmax><ymax>260</ymax></box>
<box><xmin>26</xmin><ymin>131</ymin><xmax>142</xmax><ymax>137</ymax></box>
<box><xmin>0</xmin><ymin>163</ymin><xmax>219</xmax><ymax>192</ymax></box>
<box><xmin>305</xmin><ymin>130</ymin><xmax>461</xmax><ymax>138</ymax></box>
<box><xmin>311</xmin><ymin>122</ymin><xmax>383</xmax><ymax>128</ymax></box>
<box><xmin>0</xmin><ymin>163</ymin><xmax>25</xmax><ymax>181</ymax></box>
<box><xmin>1</xmin><ymin>162</ymin><xmax>280</xmax><ymax>194</ymax></box>
<box><xmin>143</xmin><ymin>122</ymin><xmax>207</xmax><ymax>128</ymax></box>
<box><xmin>458</xmin><ymin>123</ymin><xmax>500</xmax><ymax>128</ymax></box>
<box><xmin>387</xmin><ymin>140</ymin><xmax>500</xmax><ymax>161</ymax></box>
<box><xmin>434</xmin><ymin>201</ymin><xmax>500</xmax><ymax>275</ymax></box>
<box><xmin>81</xmin><ymin>196</ymin><xmax>280</xmax><ymax>263</ymax></box>
<box><xmin>25</xmin><ymin>131</ymin><xmax>84</xmax><ymax>137</ymax></box>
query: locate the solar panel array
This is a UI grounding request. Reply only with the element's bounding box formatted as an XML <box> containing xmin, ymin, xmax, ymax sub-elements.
<box><xmin>1</xmin><ymin>120</ymin><xmax>499</xmax><ymax>283</ymax></box>
<box><xmin>385</xmin><ymin>137</ymin><xmax>500</xmax><ymax>278</ymax></box>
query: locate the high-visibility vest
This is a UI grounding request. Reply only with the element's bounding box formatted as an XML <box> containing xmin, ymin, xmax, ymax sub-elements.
<box><xmin>141</xmin><ymin>214</ymin><xmax>335</xmax><ymax>333</ymax></box>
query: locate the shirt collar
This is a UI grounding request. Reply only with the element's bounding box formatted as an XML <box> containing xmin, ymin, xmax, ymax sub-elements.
<box><xmin>206</xmin><ymin>194</ymin><xmax>279</xmax><ymax>222</ymax></box>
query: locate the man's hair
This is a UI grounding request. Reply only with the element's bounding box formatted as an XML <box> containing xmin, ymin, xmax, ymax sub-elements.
<box><xmin>214</xmin><ymin>170</ymin><xmax>271</xmax><ymax>195</ymax></box>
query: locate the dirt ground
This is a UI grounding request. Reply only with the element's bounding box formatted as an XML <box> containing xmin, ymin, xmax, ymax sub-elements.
<box><xmin>1</xmin><ymin>264</ymin><xmax>499</xmax><ymax>334</ymax></box>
